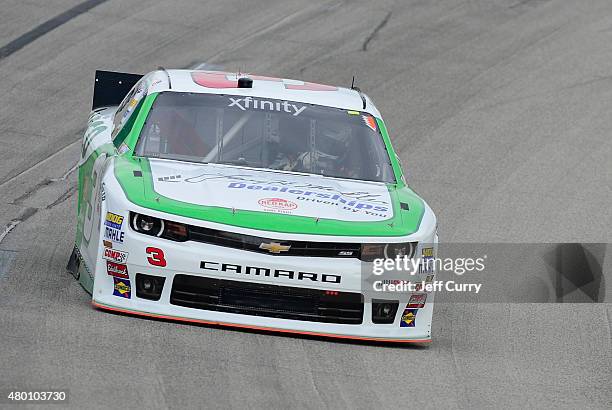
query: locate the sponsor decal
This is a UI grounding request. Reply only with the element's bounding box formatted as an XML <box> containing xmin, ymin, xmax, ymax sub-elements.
<box><xmin>258</xmin><ymin>198</ymin><xmax>297</xmax><ymax>213</ymax></box>
<box><xmin>113</xmin><ymin>278</ymin><xmax>131</xmax><ymax>298</ymax></box>
<box><xmin>228</xmin><ymin>96</ymin><xmax>306</xmax><ymax>116</ymax></box>
<box><xmin>104</xmin><ymin>212</ymin><xmax>125</xmax><ymax>243</ymax></box>
<box><xmin>419</xmin><ymin>247</ymin><xmax>435</xmax><ymax>274</ymax></box>
<box><xmin>419</xmin><ymin>261</ymin><xmax>434</xmax><ymax>274</ymax></box>
<box><xmin>229</xmin><ymin>183</ymin><xmax>388</xmax><ymax>217</ymax></box>
<box><xmin>100</xmin><ymin>183</ymin><xmax>106</xmax><ymax>201</ymax></box>
<box><xmin>425</xmin><ymin>274</ymin><xmax>434</xmax><ymax>284</ymax></box>
<box><xmin>102</xmin><ymin>247</ymin><xmax>129</xmax><ymax>264</ymax></box>
<box><xmin>106</xmin><ymin>261</ymin><xmax>128</xmax><ymax>279</ymax></box>
<box><xmin>149</xmin><ymin>163</ymin><xmax>393</xmax><ymax>222</ymax></box>
<box><xmin>362</xmin><ymin>115</ymin><xmax>377</xmax><ymax>132</ymax></box>
<box><xmin>103</xmin><ymin>240</ymin><xmax>113</xmax><ymax>248</ymax></box>
<box><xmin>226</xmin><ymin>181</ymin><xmax>388</xmax><ymax>206</ymax></box>
<box><xmin>105</xmin><ymin>212</ymin><xmax>124</xmax><ymax>230</ymax></box>
<box><xmin>259</xmin><ymin>242</ymin><xmax>291</xmax><ymax>254</ymax></box>
<box><xmin>191</xmin><ymin>71</ymin><xmax>337</xmax><ymax>91</ymax></box>
<box><xmin>200</xmin><ymin>261</ymin><xmax>341</xmax><ymax>284</ymax></box>
<box><xmin>400</xmin><ymin>308</ymin><xmax>418</xmax><ymax>327</ymax></box>
<box><xmin>407</xmin><ymin>293</ymin><xmax>427</xmax><ymax>309</ymax></box>
<box><xmin>121</xmin><ymin>97</ymin><xmax>139</xmax><ymax>121</ymax></box>
<box><xmin>155</xmin><ymin>171</ymin><xmax>390</xmax><ymax>209</ymax></box>
<box><xmin>156</xmin><ymin>168</ymin><xmax>390</xmax><ymax>204</ymax></box>
<box><xmin>105</xmin><ymin>226</ymin><xmax>125</xmax><ymax>243</ymax></box>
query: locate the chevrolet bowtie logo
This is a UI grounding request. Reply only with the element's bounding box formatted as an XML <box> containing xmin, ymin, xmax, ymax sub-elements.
<box><xmin>259</xmin><ymin>242</ymin><xmax>291</xmax><ymax>254</ymax></box>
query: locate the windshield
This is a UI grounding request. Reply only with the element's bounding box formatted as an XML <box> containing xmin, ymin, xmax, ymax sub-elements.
<box><xmin>134</xmin><ymin>92</ymin><xmax>396</xmax><ymax>183</ymax></box>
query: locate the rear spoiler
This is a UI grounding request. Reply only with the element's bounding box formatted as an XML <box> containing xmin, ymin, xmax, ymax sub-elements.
<box><xmin>92</xmin><ymin>70</ymin><xmax>143</xmax><ymax>110</ymax></box>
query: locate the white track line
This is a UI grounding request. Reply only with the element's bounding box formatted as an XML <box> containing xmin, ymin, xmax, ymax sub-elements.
<box><xmin>0</xmin><ymin>139</ymin><xmax>80</xmax><ymax>189</ymax></box>
<box><xmin>50</xmin><ymin>161</ymin><xmax>78</xmax><ymax>182</ymax></box>
<box><xmin>0</xmin><ymin>221</ymin><xmax>21</xmax><ymax>244</ymax></box>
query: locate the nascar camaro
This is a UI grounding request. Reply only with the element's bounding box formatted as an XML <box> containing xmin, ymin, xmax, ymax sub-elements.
<box><xmin>67</xmin><ymin>69</ymin><xmax>438</xmax><ymax>342</ymax></box>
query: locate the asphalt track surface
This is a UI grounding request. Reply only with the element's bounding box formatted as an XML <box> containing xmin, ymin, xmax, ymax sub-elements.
<box><xmin>0</xmin><ymin>1</ymin><xmax>611</xmax><ymax>409</ymax></box>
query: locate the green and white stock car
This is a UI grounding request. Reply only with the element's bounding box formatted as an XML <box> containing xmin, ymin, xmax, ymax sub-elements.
<box><xmin>67</xmin><ymin>69</ymin><xmax>437</xmax><ymax>343</ymax></box>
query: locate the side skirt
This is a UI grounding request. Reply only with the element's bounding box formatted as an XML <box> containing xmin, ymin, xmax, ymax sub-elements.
<box><xmin>66</xmin><ymin>246</ymin><xmax>80</xmax><ymax>279</ymax></box>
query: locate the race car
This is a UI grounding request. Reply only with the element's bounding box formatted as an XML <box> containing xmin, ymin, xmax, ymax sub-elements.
<box><xmin>67</xmin><ymin>68</ymin><xmax>438</xmax><ymax>343</ymax></box>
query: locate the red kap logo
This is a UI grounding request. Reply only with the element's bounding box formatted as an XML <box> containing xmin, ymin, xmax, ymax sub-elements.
<box><xmin>106</xmin><ymin>261</ymin><xmax>128</xmax><ymax>279</ymax></box>
<box><xmin>258</xmin><ymin>198</ymin><xmax>298</xmax><ymax>211</ymax></box>
<box><xmin>102</xmin><ymin>247</ymin><xmax>128</xmax><ymax>264</ymax></box>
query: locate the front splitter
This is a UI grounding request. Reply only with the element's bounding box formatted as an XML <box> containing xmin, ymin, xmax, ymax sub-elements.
<box><xmin>92</xmin><ymin>301</ymin><xmax>432</xmax><ymax>345</ymax></box>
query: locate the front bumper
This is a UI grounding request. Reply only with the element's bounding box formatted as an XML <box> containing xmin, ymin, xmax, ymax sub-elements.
<box><xmin>92</xmin><ymin>301</ymin><xmax>432</xmax><ymax>343</ymax></box>
<box><xmin>91</xmin><ymin>226</ymin><xmax>435</xmax><ymax>342</ymax></box>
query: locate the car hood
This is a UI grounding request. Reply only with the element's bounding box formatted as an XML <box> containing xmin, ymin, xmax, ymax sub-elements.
<box><xmin>113</xmin><ymin>157</ymin><xmax>426</xmax><ymax>237</ymax></box>
<box><xmin>148</xmin><ymin>159</ymin><xmax>393</xmax><ymax>222</ymax></box>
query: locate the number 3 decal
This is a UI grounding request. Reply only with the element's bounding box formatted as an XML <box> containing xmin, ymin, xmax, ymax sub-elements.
<box><xmin>146</xmin><ymin>247</ymin><xmax>166</xmax><ymax>267</ymax></box>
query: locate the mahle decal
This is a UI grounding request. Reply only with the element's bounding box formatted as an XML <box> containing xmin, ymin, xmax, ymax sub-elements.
<box><xmin>105</xmin><ymin>226</ymin><xmax>124</xmax><ymax>243</ymax></box>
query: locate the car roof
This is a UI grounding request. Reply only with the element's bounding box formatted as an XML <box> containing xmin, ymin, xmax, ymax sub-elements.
<box><xmin>145</xmin><ymin>69</ymin><xmax>382</xmax><ymax>117</ymax></box>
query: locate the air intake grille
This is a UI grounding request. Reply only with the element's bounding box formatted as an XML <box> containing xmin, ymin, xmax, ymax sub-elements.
<box><xmin>170</xmin><ymin>275</ymin><xmax>363</xmax><ymax>324</ymax></box>
<box><xmin>188</xmin><ymin>225</ymin><xmax>361</xmax><ymax>258</ymax></box>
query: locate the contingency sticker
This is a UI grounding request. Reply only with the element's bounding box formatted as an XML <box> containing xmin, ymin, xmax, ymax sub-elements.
<box><xmin>400</xmin><ymin>308</ymin><xmax>418</xmax><ymax>327</ymax></box>
<box><xmin>118</xmin><ymin>143</ymin><xmax>129</xmax><ymax>154</ymax></box>
<box><xmin>102</xmin><ymin>247</ymin><xmax>128</xmax><ymax>264</ymax></box>
<box><xmin>362</xmin><ymin>115</ymin><xmax>377</xmax><ymax>132</ymax></box>
<box><xmin>407</xmin><ymin>294</ymin><xmax>427</xmax><ymax>309</ymax></box>
<box><xmin>113</xmin><ymin>278</ymin><xmax>131</xmax><ymax>298</ymax></box>
<box><xmin>419</xmin><ymin>247</ymin><xmax>435</xmax><ymax>274</ymax></box>
<box><xmin>422</xmin><ymin>247</ymin><xmax>434</xmax><ymax>257</ymax></box>
<box><xmin>106</xmin><ymin>261</ymin><xmax>129</xmax><ymax>279</ymax></box>
<box><xmin>104</xmin><ymin>212</ymin><xmax>125</xmax><ymax>243</ymax></box>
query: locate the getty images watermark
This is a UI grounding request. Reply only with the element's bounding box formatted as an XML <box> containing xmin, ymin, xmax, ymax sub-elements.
<box><xmin>362</xmin><ymin>243</ymin><xmax>608</xmax><ymax>304</ymax></box>
<box><xmin>361</xmin><ymin>246</ymin><xmax>487</xmax><ymax>301</ymax></box>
